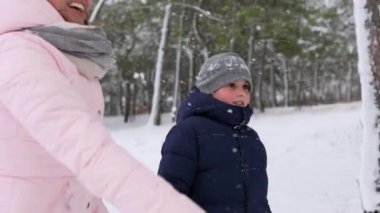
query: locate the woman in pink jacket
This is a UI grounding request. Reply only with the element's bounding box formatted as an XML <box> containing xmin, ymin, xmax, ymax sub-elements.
<box><xmin>0</xmin><ymin>0</ymin><xmax>204</xmax><ymax>212</ymax></box>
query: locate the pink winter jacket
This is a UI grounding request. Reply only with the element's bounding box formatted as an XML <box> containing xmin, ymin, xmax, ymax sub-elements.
<box><xmin>0</xmin><ymin>1</ymin><xmax>204</xmax><ymax>213</ymax></box>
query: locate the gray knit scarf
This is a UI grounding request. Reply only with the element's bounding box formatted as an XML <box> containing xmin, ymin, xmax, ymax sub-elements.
<box><xmin>27</xmin><ymin>22</ymin><xmax>116</xmax><ymax>79</ymax></box>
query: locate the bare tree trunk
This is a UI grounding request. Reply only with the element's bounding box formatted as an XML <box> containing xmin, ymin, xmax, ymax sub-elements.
<box><xmin>229</xmin><ymin>38</ymin><xmax>235</xmax><ymax>52</ymax></box>
<box><xmin>354</xmin><ymin>0</ymin><xmax>380</xmax><ymax>211</ymax></box>
<box><xmin>313</xmin><ymin>59</ymin><xmax>320</xmax><ymax>104</ymax></box>
<box><xmin>295</xmin><ymin>59</ymin><xmax>304</xmax><ymax>107</ymax></box>
<box><xmin>186</xmin><ymin>47</ymin><xmax>194</xmax><ymax>93</ymax></box>
<box><xmin>247</xmin><ymin>27</ymin><xmax>255</xmax><ymax>107</ymax></box>
<box><xmin>88</xmin><ymin>0</ymin><xmax>107</xmax><ymax>24</ymax></box>
<box><xmin>171</xmin><ymin>6</ymin><xmax>185</xmax><ymax>122</ymax></box>
<box><xmin>192</xmin><ymin>0</ymin><xmax>209</xmax><ymax>59</ymax></box>
<box><xmin>257</xmin><ymin>41</ymin><xmax>267</xmax><ymax>112</ymax></box>
<box><xmin>269</xmin><ymin>63</ymin><xmax>276</xmax><ymax>107</ymax></box>
<box><xmin>124</xmin><ymin>82</ymin><xmax>131</xmax><ymax>123</ymax></box>
<box><xmin>147</xmin><ymin>4</ymin><xmax>172</xmax><ymax>126</ymax></box>
<box><xmin>279</xmin><ymin>54</ymin><xmax>289</xmax><ymax>107</ymax></box>
<box><xmin>131</xmin><ymin>83</ymin><xmax>138</xmax><ymax>121</ymax></box>
<box><xmin>347</xmin><ymin>61</ymin><xmax>353</xmax><ymax>102</ymax></box>
<box><xmin>336</xmin><ymin>63</ymin><xmax>342</xmax><ymax>102</ymax></box>
<box><xmin>287</xmin><ymin>61</ymin><xmax>293</xmax><ymax>106</ymax></box>
<box><xmin>119</xmin><ymin>79</ymin><xmax>125</xmax><ymax>117</ymax></box>
<box><xmin>229</xmin><ymin>0</ymin><xmax>237</xmax><ymax>51</ymax></box>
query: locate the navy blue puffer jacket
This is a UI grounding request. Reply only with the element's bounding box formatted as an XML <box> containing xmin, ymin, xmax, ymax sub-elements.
<box><xmin>158</xmin><ymin>88</ymin><xmax>271</xmax><ymax>213</ymax></box>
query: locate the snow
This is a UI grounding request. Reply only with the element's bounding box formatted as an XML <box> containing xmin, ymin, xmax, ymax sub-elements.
<box><xmin>104</xmin><ymin>101</ymin><xmax>362</xmax><ymax>212</ymax></box>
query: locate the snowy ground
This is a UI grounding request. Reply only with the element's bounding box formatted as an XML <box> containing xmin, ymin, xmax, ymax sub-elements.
<box><xmin>104</xmin><ymin>101</ymin><xmax>363</xmax><ymax>213</ymax></box>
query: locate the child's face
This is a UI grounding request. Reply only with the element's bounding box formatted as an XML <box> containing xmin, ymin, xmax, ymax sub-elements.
<box><xmin>212</xmin><ymin>79</ymin><xmax>251</xmax><ymax>107</ymax></box>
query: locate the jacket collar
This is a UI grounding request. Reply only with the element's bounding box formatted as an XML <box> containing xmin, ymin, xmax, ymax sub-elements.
<box><xmin>177</xmin><ymin>87</ymin><xmax>253</xmax><ymax>127</ymax></box>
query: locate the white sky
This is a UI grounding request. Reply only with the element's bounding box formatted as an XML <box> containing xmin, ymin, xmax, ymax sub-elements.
<box><xmin>104</xmin><ymin>101</ymin><xmax>362</xmax><ymax>212</ymax></box>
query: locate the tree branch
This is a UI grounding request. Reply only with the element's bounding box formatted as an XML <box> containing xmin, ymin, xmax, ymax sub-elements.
<box><xmin>173</xmin><ymin>2</ymin><xmax>226</xmax><ymax>23</ymax></box>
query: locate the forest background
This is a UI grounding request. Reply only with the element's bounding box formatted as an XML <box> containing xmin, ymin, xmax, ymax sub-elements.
<box><xmin>91</xmin><ymin>0</ymin><xmax>357</xmax><ymax>125</ymax></box>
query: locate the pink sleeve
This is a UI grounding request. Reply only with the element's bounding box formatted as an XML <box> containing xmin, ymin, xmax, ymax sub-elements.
<box><xmin>0</xmin><ymin>35</ymin><xmax>204</xmax><ymax>213</ymax></box>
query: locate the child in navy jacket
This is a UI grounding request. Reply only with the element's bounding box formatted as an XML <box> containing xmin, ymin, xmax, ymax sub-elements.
<box><xmin>158</xmin><ymin>52</ymin><xmax>271</xmax><ymax>213</ymax></box>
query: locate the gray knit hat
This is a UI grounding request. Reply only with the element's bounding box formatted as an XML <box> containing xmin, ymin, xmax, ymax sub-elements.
<box><xmin>195</xmin><ymin>52</ymin><xmax>252</xmax><ymax>94</ymax></box>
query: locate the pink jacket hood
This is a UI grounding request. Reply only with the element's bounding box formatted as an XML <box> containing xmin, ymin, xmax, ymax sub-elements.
<box><xmin>0</xmin><ymin>0</ymin><xmax>63</xmax><ymax>34</ymax></box>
